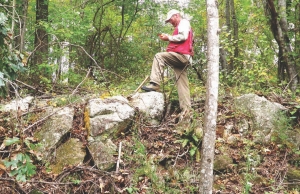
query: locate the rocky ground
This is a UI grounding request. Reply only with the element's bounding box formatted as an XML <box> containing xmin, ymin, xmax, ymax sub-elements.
<box><xmin>0</xmin><ymin>95</ymin><xmax>300</xmax><ymax>194</ymax></box>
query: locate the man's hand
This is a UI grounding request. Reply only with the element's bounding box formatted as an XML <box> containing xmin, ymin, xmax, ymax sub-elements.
<box><xmin>159</xmin><ymin>33</ymin><xmax>169</xmax><ymax>41</ymax></box>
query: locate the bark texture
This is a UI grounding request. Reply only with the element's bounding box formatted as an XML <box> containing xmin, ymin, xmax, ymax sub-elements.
<box><xmin>199</xmin><ymin>0</ymin><xmax>219</xmax><ymax>193</ymax></box>
<box><xmin>20</xmin><ymin>0</ymin><xmax>29</xmax><ymax>52</ymax></box>
<box><xmin>33</xmin><ymin>0</ymin><xmax>49</xmax><ymax>65</ymax></box>
<box><xmin>14</xmin><ymin>0</ymin><xmax>29</xmax><ymax>52</ymax></box>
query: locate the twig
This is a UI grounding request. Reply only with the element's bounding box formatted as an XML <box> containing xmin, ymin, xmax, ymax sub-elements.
<box><xmin>276</xmin><ymin>150</ymin><xmax>288</xmax><ymax>189</ymax></box>
<box><xmin>134</xmin><ymin>75</ymin><xmax>149</xmax><ymax>93</ymax></box>
<box><xmin>22</xmin><ymin>107</ymin><xmax>64</xmax><ymax>133</ymax></box>
<box><xmin>71</xmin><ymin>68</ymin><xmax>91</xmax><ymax>96</ymax></box>
<box><xmin>21</xmin><ymin>108</ymin><xmax>44</xmax><ymax>117</ymax></box>
<box><xmin>15</xmin><ymin>79</ymin><xmax>47</xmax><ymax>94</ymax></box>
<box><xmin>97</xmin><ymin>68</ymin><xmax>125</xmax><ymax>80</ymax></box>
<box><xmin>0</xmin><ymin>176</ymin><xmax>26</xmax><ymax>194</ymax></box>
<box><xmin>68</xmin><ymin>43</ymin><xmax>106</xmax><ymax>81</ymax></box>
<box><xmin>0</xmin><ymin>177</ymin><xmax>91</xmax><ymax>186</ymax></box>
<box><xmin>116</xmin><ymin>142</ymin><xmax>122</xmax><ymax>173</ymax></box>
<box><xmin>0</xmin><ymin>151</ymin><xmax>12</xmax><ymax>153</ymax></box>
<box><xmin>282</xmin><ymin>73</ymin><xmax>298</xmax><ymax>93</ymax></box>
<box><xmin>173</xmin><ymin>148</ymin><xmax>189</xmax><ymax>167</ymax></box>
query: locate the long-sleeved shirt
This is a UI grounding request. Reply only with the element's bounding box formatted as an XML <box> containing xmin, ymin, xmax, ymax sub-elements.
<box><xmin>168</xmin><ymin>19</ymin><xmax>191</xmax><ymax>42</ymax></box>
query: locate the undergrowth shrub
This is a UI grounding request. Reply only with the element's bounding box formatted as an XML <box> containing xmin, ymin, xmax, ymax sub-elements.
<box><xmin>2</xmin><ymin>137</ymin><xmax>41</xmax><ymax>182</ymax></box>
<box><xmin>271</xmin><ymin>112</ymin><xmax>294</xmax><ymax>149</ymax></box>
<box><xmin>0</xmin><ymin>12</ymin><xmax>26</xmax><ymax>97</ymax></box>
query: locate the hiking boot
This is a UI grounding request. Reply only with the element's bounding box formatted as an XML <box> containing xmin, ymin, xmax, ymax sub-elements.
<box><xmin>141</xmin><ymin>82</ymin><xmax>160</xmax><ymax>92</ymax></box>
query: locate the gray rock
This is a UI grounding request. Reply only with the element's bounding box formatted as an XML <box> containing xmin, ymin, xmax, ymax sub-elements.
<box><xmin>1</xmin><ymin>96</ymin><xmax>34</xmax><ymax>112</ymax></box>
<box><xmin>50</xmin><ymin>138</ymin><xmax>85</xmax><ymax>174</ymax></box>
<box><xmin>34</xmin><ymin>106</ymin><xmax>74</xmax><ymax>160</ymax></box>
<box><xmin>235</xmin><ymin>94</ymin><xmax>287</xmax><ymax>143</ymax></box>
<box><xmin>86</xmin><ymin>96</ymin><xmax>135</xmax><ymax>138</ymax></box>
<box><xmin>88</xmin><ymin>138</ymin><xmax>117</xmax><ymax>170</ymax></box>
<box><xmin>128</xmin><ymin>92</ymin><xmax>164</xmax><ymax>125</ymax></box>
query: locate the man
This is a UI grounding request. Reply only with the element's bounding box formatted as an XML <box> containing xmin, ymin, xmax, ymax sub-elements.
<box><xmin>142</xmin><ymin>9</ymin><xmax>194</xmax><ymax>112</ymax></box>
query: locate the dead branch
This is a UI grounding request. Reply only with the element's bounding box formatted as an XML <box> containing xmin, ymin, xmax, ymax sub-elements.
<box><xmin>22</xmin><ymin>104</ymin><xmax>70</xmax><ymax>133</ymax></box>
<box><xmin>116</xmin><ymin>141</ymin><xmax>122</xmax><ymax>173</ymax></box>
<box><xmin>15</xmin><ymin>79</ymin><xmax>47</xmax><ymax>94</ymax></box>
<box><xmin>71</xmin><ymin>68</ymin><xmax>91</xmax><ymax>96</ymax></box>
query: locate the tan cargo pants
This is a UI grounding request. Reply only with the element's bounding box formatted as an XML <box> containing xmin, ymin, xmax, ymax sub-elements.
<box><xmin>150</xmin><ymin>52</ymin><xmax>191</xmax><ymax>110</ymax></box>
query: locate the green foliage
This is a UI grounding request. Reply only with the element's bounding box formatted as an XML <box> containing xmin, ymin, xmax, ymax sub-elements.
<box><xmin>221</xmin><ymin>66</ymin><xmax>277</xmax><ymax>93</ymax></box>
<box><xmin>175</xmin><ymin>129</ymin><xmax>200</xmax><ymax>159</ymax></box>
<box><xmin>3</xmin><ymin>137</ymin><xmax>21</xmax><ymax>146</ymax></box>
<box><xmin>241</xmin><ymin>140</ymin><xmax>261</xmax><ymax>194</ymax></box>
<box><xmin>126</xmin><ymin>187</ymin><xmax>138</xmax><ymax>194</ymax></box>
<box><xmin>243</xmin><ymin>148</ymin><xmax>255</xmax><ymax>193</ymax></box>
<box><xmin>4</xmin><ymin>153</ymin><xmax>36</xmax><ymax>182</ymax></box>
<box><xmin>0</xmin><ymin>12</ymin><xmax>25</xmax><ymax>96</ymax></box>
<box><xmin>271</xmin><ymin>112</ymin><xmax>294</xmax><ymax>149</ymax></box>
<box><xmin>2</xmin><ymin>137</ymin><xmax>41</xmax><ymax>182</ymax></box>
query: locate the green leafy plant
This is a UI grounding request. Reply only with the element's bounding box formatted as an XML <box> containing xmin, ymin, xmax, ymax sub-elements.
<box><xmin>2</xmin><ymin>137</ymin><xmax>40</xmax><ymax>182</ymax></box>
<box><xmin>271</xmin><ymin>112</ymin><xmax>294</xmax><ymax>149</ymax></box>
<box><xmin>4</xmin><ymin>153</ymin><xmax>36</xmax><ymax>182</ymax></box>
<box><xmin>126</xmin><ymin>187</ymin><xmax>138</xmax><ymax>194</ymax></box>
<box><xmin>3</xmin><ymin>137</ymin><xmax>20</xmax><ymax>146</ymax></box>
<box><xmin>243</xmin><ymin>149</ymin><xmax>254</xmax><ymax>194</ymax></box>
<box><xmin>176</xmin><ymin>130</ymin><xmax>200</xmax><ymax>159</ymax></box>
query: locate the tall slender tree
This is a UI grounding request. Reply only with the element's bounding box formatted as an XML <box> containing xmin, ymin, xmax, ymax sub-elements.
<box><xmin>264</xmin><ymin>0</ymin><xmax>298</xmax><ymax>91</ymax></box>
<box><xmin>33</xmin><ymin>0</ymin><xmax>48</xmax><ymax>65</ymax></box>
<box><xmin>223</xmin><ymin>0</ymin><xmax>238</xmax><ymax>72</ymax></box>
<box><xmin>19</xmin><ymin>0</ymin><xmax>28</xmax><ymax>52</ymax></box>
<box><xmin>295</xmin><ymin>1</ymin><xmax>300</xmax><ymax>73</ymax></box>
<box><xmin>13</xmin><ymin>0</ymin><xmax>29</xmax><ymax>53</ymax></box>
<box><xmin>199</xmin><ymin>0</ymin><xmax>219</xmax><ymax>193</ymax></box>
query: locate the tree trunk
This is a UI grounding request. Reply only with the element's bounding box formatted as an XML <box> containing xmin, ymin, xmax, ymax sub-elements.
<box><xmin>222</xmin><ymin>0</ymin><xmax>231</xmax><ymax>71</ymax></box>
<box><xmin>33</xmin><ymin>0</ymin><xmax>48</xmax><ymax>65</ymax></box>
<box><xmin>223</xmin><ymin>0</ymin><xmax>238</xmax><ymax>72</ymax></box>
<box><xmin>225</xmin><ymin>0</ymin><xmax>230</xmax><ymax>32</ymax></box>
<box><xmin>218</xmin><ymin>0</ymin><xmax>230</xmax><ymax>71</ymax></box>
<box><xmin>231</xmin><ymin>0</ymin><xmax>239</xmax><ymax>61</ymax></box>
<box><xmin>20</xmin><ymin>0</ymin><xmax>28</xmax><ymax>52</ymax></box>
<box><xmin>219</xmin><ymin>47</ymin><xmax>227</xmax><ymax>70</ymax></box>
<box><xmin>294</xmin><ymin>2</ymin><xmax>300</xmax><ymax>75</ymax></box>
<box><xmin>265</xmin><ymin>0</ymin><xmax>298</xmax><ymax>91</ymax></box>
<box><xmin>199</xmin><ymin>0</ymin><xmax>219</xmax><ymax>193</ymax></box>
<box><xmin>11</xmin><ymin>0</ymin><xmax>16</xmax><ymax>49</ymax></box>
<box><xmin>14</xmin><ymin>0</ymin><xmax>29</xmax><ymax>52</ymax></box>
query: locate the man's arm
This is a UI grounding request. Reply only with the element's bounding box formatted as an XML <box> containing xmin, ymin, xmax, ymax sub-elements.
<box><xmin>168</xmin><ymin>19</ymin><xmax>190</xmax><ymax>42</ymax></box>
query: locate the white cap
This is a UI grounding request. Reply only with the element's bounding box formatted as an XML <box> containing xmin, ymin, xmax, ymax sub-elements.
<box><xmin>165</xmin><ymin>9</ymin><xmax>180</xmax><ymax>23</ymax></box>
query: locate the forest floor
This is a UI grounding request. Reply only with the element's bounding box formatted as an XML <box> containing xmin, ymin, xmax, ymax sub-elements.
<box><xmin>0</xmin><ymin>93</ymin><xmax>299</xmax><ymax>194</ymax></box>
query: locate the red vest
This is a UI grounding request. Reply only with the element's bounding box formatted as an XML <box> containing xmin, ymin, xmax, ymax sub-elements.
<box><xmin>166</xmin><ymin>27</ymin><xmax>194</xmax><ymax>56</ymax></box>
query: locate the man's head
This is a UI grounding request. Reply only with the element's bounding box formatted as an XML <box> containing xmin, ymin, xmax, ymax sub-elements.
<box><xmin>165</xmin><ymin>9</ymin><xmax>181</xmax><ymax>27</ymax></box>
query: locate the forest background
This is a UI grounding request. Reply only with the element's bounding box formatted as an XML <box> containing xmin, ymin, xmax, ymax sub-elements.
<box><xmin>1</xmin><ymin>0</ymin><xmax>299</xmax><ymax>98</ymax></box>
<box><xmin>1</xmin><ymin>0</ymin><xmax>300</xmax><ymax>193</ymax></box>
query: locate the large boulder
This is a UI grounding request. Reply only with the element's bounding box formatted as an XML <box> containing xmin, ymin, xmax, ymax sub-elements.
<box><xmin>1</xmin><ymin>96</ymin><xmax>34</xmax><ymax>112</ymax></box>
<box><xmin>235</xmin><ymin>94</ymin><xmax>287</xmax><ymax>143</ymax></box>
<box><xmin>34</xmin><ymin>106</ymin><xmax>75</xmax><ymax>160</ymax></box>
<box><xmin>86</xmin><ymin>96</ymin><xmax>135</xmax><ymax>139</ymax></box>
<box><xmin>85</xmin><ymin>96</ymin><xmax>135</xmax><ymax>170</ymax></box>
<box><xmin>128</xmin><ymin>92</ymin><xmax>164</xmax><ymax>125</ymax></box>
<box><xmin>88</xmin><ymin>137</ymin><xmax>117</xmax><ymax>170</ymax></box>
<box><xmin>50</xmin><ymin>138</ymin><xmax>85</xmax><ymax>174</ymax></box>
